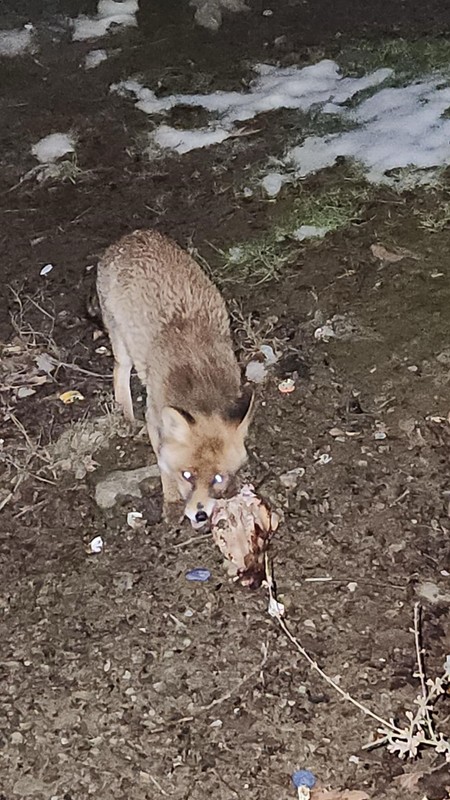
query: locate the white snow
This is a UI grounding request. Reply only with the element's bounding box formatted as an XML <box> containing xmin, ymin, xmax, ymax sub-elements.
<box><xmin>112</xmin><ymin>60</ymin><xmax>392</xmax><ymax>155</ymax></box>
<box><xmin>31</xmin><ymin>133</ymin><xmax>76</xmax><ymax>164</ymax></box>
<box><xmin>152</xmin><ymin>124</ymin><xmax>230</xmax><ymax>154</ymax></box>
<box><xmin>293</xmin><ymin>225</ymin><xmax>331</xmax><ymax>241</ymax></box>
<box><xmin>85</xmin><ymin>48</ymin><xmax>108</xmax><ymax>69</ymax></box>
<box><xmin>288</xmin><ymin>77</ymin><xmax>450</xmax><ymax>184</ymax></box>
<box><xmin>0</xmin><ymin>25</ymin><xmax>34</xmax><ymax>57</ymax></box>
<box><xmin>72</xmin><ymin>0</ymin><xmax>138</xmax><ymax>41</ymax></box>
<box><xmin>113</xmin><ymin>58</ymin><xmax>450</xmax><ymax>185</ymax></box>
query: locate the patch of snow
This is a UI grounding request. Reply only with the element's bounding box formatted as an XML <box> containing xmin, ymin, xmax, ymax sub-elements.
<box><xmin>112</xmin><ymin>60</ymin><xmax>391</xmax><ymax>154</ymax></box>
<box><xmin>72</xmin><ymin>0</ymin><xmax>138</xmax><ymax>41</ymax></box>
<box><xmin>293</xmin><ymin>225</ymin><xmax>330</xmax><ymax>241</ymax></box>
<box><xmin>31</xmin><ymin>133</ymin><xmax>76</xmax><ymax>164</ymax></box>
<box><xmin>152</xmin><ymin>124</ymin><xmax>230</xmax><ymax>154</ymax></box>
<box><xmin>113</xmin><ymin>58</ymin><xmax>450</xmax><ymax>185</ymax></box>
<box><xmin>0</xmin><ymin>24</ymin><xmax>35</xmax><ymax>57</ymax></box>
<box><xmin>288</xmin><ymin>77</ymin><xmax>450</xmax><ymax>185</ymax></box>
<box><xmin>85</xmin><ymin>48</ymin><xmax>108</xmax><ymax>69</ymax></box>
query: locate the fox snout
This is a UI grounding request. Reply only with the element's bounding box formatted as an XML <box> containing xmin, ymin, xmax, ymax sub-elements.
<box><xmin>184</xmin><ymin>493</ymin><xmax>218</xmax><ymax>529</ymax></box>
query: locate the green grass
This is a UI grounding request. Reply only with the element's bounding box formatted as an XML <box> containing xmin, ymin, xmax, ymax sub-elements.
<box><xmin>337</xmin><ymin>37</ymin><xmax>450</xmax><ymax>82</ymax></box>
<box><xmin>214</xmin><ymin>181</ymin><xmax>369</xmax><ymax>285</ymax></box>
<box><xmin>415</xmin><ymin>198</ymin><xmax>450</xmax><ymax>232</ymax></box>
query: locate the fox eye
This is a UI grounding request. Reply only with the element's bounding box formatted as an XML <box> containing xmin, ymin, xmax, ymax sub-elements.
<box><xmin>212</xmin><ymin>474</ymin><xmax>224</xmax><ymax>485</ymax></box>
<box><xmin>182</xmin><ymin>470</ymin><xmax>194</xmax><ymax>483</ymax></box>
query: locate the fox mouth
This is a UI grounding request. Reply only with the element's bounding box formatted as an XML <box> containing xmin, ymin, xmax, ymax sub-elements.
<box><xmin>189</xmin><ymin>517</ymin><xmax>212</xmax><ymax>532</ymax></box>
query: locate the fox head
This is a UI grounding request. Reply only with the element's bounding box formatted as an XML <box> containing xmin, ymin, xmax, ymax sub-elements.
<box><xmin>158</xmin><ymin>389</ymin><xmax>254</xmax><ymax>529</ymax></box>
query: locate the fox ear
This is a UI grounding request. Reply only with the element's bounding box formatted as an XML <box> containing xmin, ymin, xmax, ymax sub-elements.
<box><xmin>161</xmin><ymin>407</ymin><xmax>195</xmax><ymax>443</ymax></box>
<box><xmin>227</xmin><ymin>388</ymin><xmax>255</xmax><ymax>434</ymax></box>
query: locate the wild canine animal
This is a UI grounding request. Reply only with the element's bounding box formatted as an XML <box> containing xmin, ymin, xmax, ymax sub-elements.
<box><xmin>96</xmin><ymin>229</ymin><xmax>254</xmax><ymax>528</ymax></box>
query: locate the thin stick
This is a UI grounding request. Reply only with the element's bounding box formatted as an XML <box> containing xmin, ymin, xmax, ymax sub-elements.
<box><xmin>413</xmin><ymin>602</ymin><xmax>434</xmax><ymax>739</ymax></box>
<box><xmin>148</xmin><ymin>774</ymin><xmax>168</xmax><ymax>796</ymax></box>
<box><xmin>172</xmin><ymin>532</ymin><xmax>211</xmax><ymax>549</ymax></box>
<box><xmin>264</xmin><ymin>554</ymin><xmax>404</xmax><ymax>736</ymax></box>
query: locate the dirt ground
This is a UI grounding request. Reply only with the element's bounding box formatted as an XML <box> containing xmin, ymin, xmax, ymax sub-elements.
<box><xmin>1</xmin><ymin>1</ymin><xmax>450</xmax><ymax>799</ymax></box>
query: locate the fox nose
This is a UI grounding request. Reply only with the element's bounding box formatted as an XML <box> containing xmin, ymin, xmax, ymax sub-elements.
<box><xmin>195</xmin><ymin>510</ymin><xmax>208</xmax><ymax>524</ymax></box>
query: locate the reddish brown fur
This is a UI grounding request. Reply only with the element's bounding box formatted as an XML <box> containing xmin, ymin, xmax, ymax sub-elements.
<box><xmin>96</xmin><ymin>229</ymin><xmax>253</xmax><ymax>526</ymax></box>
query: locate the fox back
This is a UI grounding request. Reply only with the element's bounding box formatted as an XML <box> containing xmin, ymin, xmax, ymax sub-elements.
<box><xmin>96</xmin><ymin>229</ymin><xmax>253</xmax><ymax>527</ymax></box>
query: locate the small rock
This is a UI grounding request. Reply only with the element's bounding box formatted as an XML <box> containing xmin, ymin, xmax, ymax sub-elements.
<box><xmin>11</xmin><ymin>731</ymin><xmax>24</xmax><ymax>745</ymax></box>
<box><xmin>95</xmin><ymin>465</ymin><xmax>160</xmax><ymax>509</ymax></box>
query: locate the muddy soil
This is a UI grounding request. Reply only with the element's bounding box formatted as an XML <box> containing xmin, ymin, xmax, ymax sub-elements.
<box><xmin>1</xmin><ymin>2</ymin><xmax>449</xmax><ymax>799</ymax></box>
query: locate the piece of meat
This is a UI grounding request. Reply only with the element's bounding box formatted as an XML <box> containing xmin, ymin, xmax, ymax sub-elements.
<box><xmin>211</xmin><ymin>484</ymin><xmax>279</xmax><ymax>588</ymax></box>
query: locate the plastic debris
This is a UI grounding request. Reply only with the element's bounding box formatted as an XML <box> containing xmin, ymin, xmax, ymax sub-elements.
<box><xmin>261</xmin><ymin>171</ymin><xmax>284</xmax><ymax>197</ymax></box>
<box><xmin>40</xmin><ymin>264</ymin><xmax>54</xmax><ymax>276</ymax></box>
<box><xmin>89</xmin><ymin>535</ymin><xmax>103</xmax><ymax>554</ymax></box>
<box><xmin>260</xmin><ymin>344</ymin><xmax>277</xmax><ymax>364</ymax></box>
<box><xmin>245</xmin><ymin>360</ymin><xmax>267</xmax><ymax>384</ymax></box>
<box><xmin>314</xmin><ymin>324</ymin><xmax>336</xmax><ymax>342</ymax></box>
<box><xmin>127</xmin><ymin>510</ymin><xmax>144</xmax><ymax>529</ymax></box>
<box><xmin>278</xmin><ymin>378</ymin><xmax>296</xmax><ymax>394</ymax></box>
<box><xmin>316</xmin><ymin>453</ymin><xmax>332</xmax><ymax>464</ymax></box>
<box><xmin>268</xmin><ymin>595</ymin><xmax>285</xmax><ymax>617</ymax></box>
<box><xmin>292</xmin><ymin>771</ymin><xmax>317</xmax><ymax>790</ymax></box>
<box><xmin>185</xmin><ymin>568</ymin><xmax>211</xmax><ymax>582</ymax></box>
<box><xmin>59</xmin><ymin>390</ymin><xmax>85</xmax><ymax>404</ymax></box>
<box><xmin>280</xmin><ymin>467</ymin><xmax>305</xmax><ymax>489</ymax></box>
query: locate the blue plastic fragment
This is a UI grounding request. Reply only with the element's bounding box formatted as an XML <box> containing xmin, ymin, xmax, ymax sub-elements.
<box><xmin>292</xmin><ymin>770</ymin><xmax>317</xmax><ymax>790</ymax></box>
<box><xmin>185</xmin><ymin>568</ymin><xmax>211</xmax><ymax>582</ymax></box>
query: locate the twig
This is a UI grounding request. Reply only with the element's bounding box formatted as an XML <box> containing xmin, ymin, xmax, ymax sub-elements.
<box><xmin>413</xmin><ymin>602</ymin><xmax>434</xmax><ymax>739</ymax></box>
<box><xmin>57</xmin><ymin>360</ymin><xmax>110</xmax><ymax>379</ymax></box>
<box><xmin>148</xmin><ymin>774</ymin><xmax>168</xmax><ymax>796</ymax></box>
<box><xmin>172</xmin><ymin>532</ymin><xmax>211</xmax><ymax>549</ymax></box>
<box><xmin>264</xmin><ymin>554</ymin><xmax>404</xmax><ymax>735</ymax></box>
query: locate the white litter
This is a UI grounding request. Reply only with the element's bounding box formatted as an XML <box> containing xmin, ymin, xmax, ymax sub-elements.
<box><xmin>245</xmin><ymin>344</ymin><xmax>278</xmax><ymax>383</ymax></box>
<box><xmin>261</xmin><ymin>172</ymin><xmax>285</xmax><ymax>197</ymax></box>
<box><xmin>72</xmin><ymin>0</ymin><xmax>138</xmax><ymax>41</ymax></box>
<box><xmin>316</xmin><ymin>453</ymin><xmax>332</xmax><ymax>465</ymax></box>
<box><xmin>280</xmin><ymin>467</ymin><xmax>305</xmax><ymax>489</ymax></box>
<box><xmin>268</xmin><ymin>595</ymin><xmax>285</xmax><ymax>618</ymax></box>
<box><xmin>245</xmin><ymin>360</ymin><xmax>267</xmax><ymax>384</ymax></box>
<box><xmin>0</xmin><ymin>24</ymin><xmax>34</xmax><ymax>57</ymax></box>
<box><xmin>85</xmin><ymin>48</ymin><xmax>108</xmax><ymax>69</ymax></box>
<box><xmin>127</xmin><ymin>510</ymin><xmax>144</xmax><ymax>529</ymax></box>
<box><xmin>314</xmin><ymin>324</ymin><xmax>336</xmax><ymax>342</ymax></box>
<box><xmin>293</xmin><ymin>225</ymin><xmax>330</xmax><ymax>241</ymax></box>
<box><xmin>31</xmin><ymin>133</ymin><xmax>75</xmax><ymax>164</ymax></box>
<box><xmin>260</xmin><ymin>344</ymin><xmax>277</xmax><ymax>364</ymax></box>
<box><xmin>89</xmin><ymin>535</ymin><xmax>104</xmax><ymax>553</ymax></box>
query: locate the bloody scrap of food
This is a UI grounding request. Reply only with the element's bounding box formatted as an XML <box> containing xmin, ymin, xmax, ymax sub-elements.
<box><xmin>211</xmin><ymin>484</ymin><xmax>279</xmax><ymax>589</ymax></box>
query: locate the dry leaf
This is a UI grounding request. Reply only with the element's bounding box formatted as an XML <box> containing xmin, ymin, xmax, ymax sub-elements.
<box><xmin>371</xmin><ymin>243</ymin><xmax>405</xmax><ymax>263</ymax></box>
<box><xmin>312</xmin><ymin>789</ymin><xmax>370</xmax><ymax>800</ymax></box>
<box><xmin>393</xmin><ymin>771</ymin><xmax>424</xmax><ymax>791</ymax></box>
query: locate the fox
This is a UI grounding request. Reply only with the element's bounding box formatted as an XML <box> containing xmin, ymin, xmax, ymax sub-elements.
<box><xmin>96</xmin><ymin>229</ymin><xmax>254</xmax><ymax>529</ymax></box>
